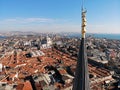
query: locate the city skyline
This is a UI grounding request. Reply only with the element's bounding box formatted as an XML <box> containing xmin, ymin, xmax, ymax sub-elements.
<box><xmin>0</xmin><ymin>0</ymin><xmax>120</xmax><ymax>33</ymax></box>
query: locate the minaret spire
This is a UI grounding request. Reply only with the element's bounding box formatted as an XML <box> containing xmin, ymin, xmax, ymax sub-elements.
<box><xmin>72</xmin><ymin>0</ymin><xmax>90</xmax><ymax>90</ymax></box>
<box><xmin>81</xmin><ymin>9</ymin><xmax>87</xmax><ymax>38</ymax></box>
<box><xmin>81</xmin><ymin>0</ymin><xmax>87</xmax><ymax>38</ymax></box>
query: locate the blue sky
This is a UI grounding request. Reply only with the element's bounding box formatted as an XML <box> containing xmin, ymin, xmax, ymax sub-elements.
<box><xmin>0</xmin><ymin>0</ymin><xmax>120</xmax><ymax>33</ymax></box>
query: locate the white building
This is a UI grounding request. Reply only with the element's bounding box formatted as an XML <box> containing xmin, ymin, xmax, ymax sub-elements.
<box><xmin>23</xmin><ymin>41</ymin><xmax>31</xmax><ymax>46</ymax></box>
<box><xmin>40</xmin><ymin>36</ymin><xmax>52</xmax><ymax>49</ymax></box>
<box><xmin>0</xmin><ymin>63</ymin><xmax>2</xmax><ymax>72</ymax></box>
<box><xmin>46</xmin><ymin>36</ymin><xmax>52</xmax><ymax>46</ymax></box>
<box><xmin>30</xmin><ymin>50</ymin><xmax>45</xmax><ymax>57</ymax></box>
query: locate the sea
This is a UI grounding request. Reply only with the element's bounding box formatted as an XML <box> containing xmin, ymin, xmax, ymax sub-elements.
<box><xmin>68</xmin><ymin>33</ymin><xmax>120</xmax><ymax>40</ymax></box>
<box><xmin>90</xmin><ymin>34</ymin><xmax>120</xmax><ymax>40</ymax></box>
<box><xmin>0</xmin><ymin>36</ymin><xmax>7</xmax><ymax>40</ymax></box>
<box><xmin>0</xmin><ymin>34</ymin><xmax>120</xmax><ymax>40</ymax></box>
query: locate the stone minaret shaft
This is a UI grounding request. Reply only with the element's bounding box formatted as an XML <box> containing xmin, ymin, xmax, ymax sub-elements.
<box><xmin>72</xmin><ymin>9</ymin><xmax>90</xmax><ymax>90</ymax></box>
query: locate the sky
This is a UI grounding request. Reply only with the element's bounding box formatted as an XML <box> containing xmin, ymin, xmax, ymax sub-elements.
<box><xmin>0</xmin><ymin>0</ymin><xmax>120</xmax><ymax>33</ymax></box>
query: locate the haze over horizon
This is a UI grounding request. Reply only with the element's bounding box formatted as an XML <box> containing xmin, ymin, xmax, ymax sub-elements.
<box><xmin>0</xmin><ymin>0</ymin><xmax>120</xmax><ymax>33</ymax></box>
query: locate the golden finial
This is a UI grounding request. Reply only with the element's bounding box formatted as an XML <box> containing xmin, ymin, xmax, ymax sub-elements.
<box><xmin>81</xmin><ymin>10</ymin><xmax>87</xmax><ymax>38</ymax></box>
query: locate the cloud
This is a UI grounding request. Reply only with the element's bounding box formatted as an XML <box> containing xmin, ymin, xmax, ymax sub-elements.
<box><xmin>0</xmin><ymin>17</ymin><xmax>77</xmax><ymax>32</ymax></box>
<box><xmin>87</xmin><ymin>24</ymin><xmax>120</xmax><ymax>34</ymax></box>
<box><xmin>0</xmin><ymin>18</ymin><xmax>120</xmax><ymax>33</ymax></box>
<box><xmin>0</xmin><ymin>18</ymin><xmax>54</xmax><ymax>25</ymax></box>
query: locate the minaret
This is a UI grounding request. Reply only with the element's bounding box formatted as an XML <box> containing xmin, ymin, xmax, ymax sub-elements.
<box><xmin>72</xmin><ymin>3</ymin><xmax>90</xmax><ymax>90</ymax></box>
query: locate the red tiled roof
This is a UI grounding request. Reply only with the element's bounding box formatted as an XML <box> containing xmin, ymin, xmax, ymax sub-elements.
<box><xmin>16</xmin><ymin>84</ymin><xmax>24</xmax><ymax>90</ymax></box>
<box><xmin>59</xmin><ymin>69</ymin><xmax>67</xmax><ymax>75</ymax></box>
<box><xmin>23</xmin><ymin>81</ymin><xmax>33</xmax><ymax>90</ymax></box>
